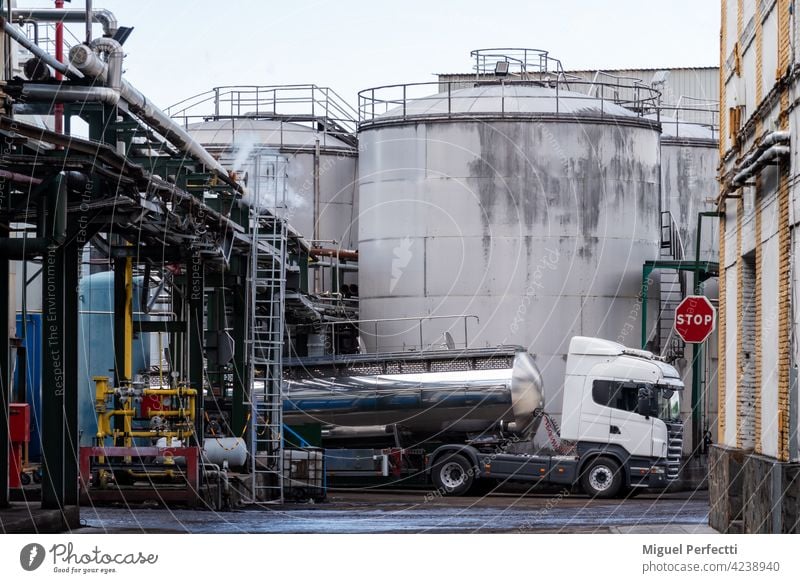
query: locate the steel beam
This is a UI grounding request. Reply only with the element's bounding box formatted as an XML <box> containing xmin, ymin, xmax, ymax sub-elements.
<box><xmin>40</xmin><ymin>240</ymin><xmax>80</xmax><ymax>508</ymax></box>
<box><xmin>0</xmin><ymin>234</ymin><xmax>9</xmax><ymax>507</ymax></box>
<box><xmin>231</xmin><ymin>256</ymin><xmax>248</xmax><ymax>438</ymax></box>
<box><xmin>188</xmin><ymin>253</ymin><xmax>205</xmax><ymax>442</ymax></box>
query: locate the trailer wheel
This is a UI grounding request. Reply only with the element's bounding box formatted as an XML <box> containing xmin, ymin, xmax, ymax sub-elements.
<box><xmin>431</xmin><ymin>454</ymin><xmax>474</xmax><ymax>496</ymax></box>
<box><xmin>580</xmin><ymin>456</ymin><xmax>622</xmax><ymax>498</ymax></box>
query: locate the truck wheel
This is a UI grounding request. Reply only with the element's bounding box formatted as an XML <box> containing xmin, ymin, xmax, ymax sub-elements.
<box><xmin>431</xmin><ymin>454</ymin><xmax>474</xmax><ymax>496</ymax></box>
<box><xmin>580</xmin><ymin>456</ymin><xmax>622</xmax><ymax>498</ymax></box>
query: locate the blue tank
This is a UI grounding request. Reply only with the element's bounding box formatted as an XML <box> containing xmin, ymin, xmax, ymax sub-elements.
<box><xmin>15</xmin><ymin>313</ymin><xmax>43</xmax><ymax>461</ymax></box>
<box><xmin>77</xmin><ymin>272</ymin><xmax>150</xmax><ymax>446</ymax></box>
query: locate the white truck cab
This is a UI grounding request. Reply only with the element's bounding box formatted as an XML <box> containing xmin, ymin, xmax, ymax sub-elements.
<box><xmin>560</xmin><ymin>336</ymin><xmax>684</xmax><ymax>491</ymax></box>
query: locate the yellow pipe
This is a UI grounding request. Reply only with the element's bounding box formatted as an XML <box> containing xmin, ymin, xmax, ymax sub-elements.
<box><xmin>142</xmin><ymin>388</ymin><xmax>198</xmax><ymax>397</ymax></box>
<box><xmin>123</xmin><ymin>254</ymin><xmax>133</xmax><ymax>381</ymax></box>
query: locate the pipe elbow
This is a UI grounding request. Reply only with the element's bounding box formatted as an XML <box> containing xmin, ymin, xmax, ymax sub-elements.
<box><xmin>93</xmin><ymin>8</ymin><xmax>119</xmax><ymax>36</ymax></box>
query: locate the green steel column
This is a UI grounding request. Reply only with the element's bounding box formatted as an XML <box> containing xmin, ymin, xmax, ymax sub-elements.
<box><xmin>41</xmin><ymin>243</ymin><xmax>66</xmax><ymax>509</ymax></box>
<box><xmin>62</xmin><ymin>241</ymin><xmax>79</xmax><ymax>505</ymax></box>
<box><xmin>188</xmin><ymin>253</ymin><xmax>205</xmax><ymax>442</ymax></box>
<box><xmin>231</xmin><ymin>256</ymin><xmax>248</xmax><ymax>437</ymax></box>
<box><xmin>641</xmin><ymin>264</ymin><xmax>653</xmax><ymax>349</ymax></box>
<box><xmin>0</xmin><ymin>234</ymin><xmax>9</xmax><ymax>508</ymax></box>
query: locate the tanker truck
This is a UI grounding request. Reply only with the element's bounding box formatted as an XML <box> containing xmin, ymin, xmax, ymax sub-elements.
<box><xmin>283</xmin><ymin>336</ymin><xmax>683</xmax><ymax>497</ymax></box>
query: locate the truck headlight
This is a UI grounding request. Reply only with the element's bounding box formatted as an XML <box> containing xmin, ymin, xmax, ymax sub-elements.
<box><xmin>649</xmin><ymin>466</ymin><xmax>665</xmax><ymax>474</ymax></box>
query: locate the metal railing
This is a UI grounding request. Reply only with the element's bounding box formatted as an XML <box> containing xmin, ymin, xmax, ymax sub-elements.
<box><xmin>358</xmin><ymin>78</ymin><xmax>662</xmax><ymax>127</ymax></box>
<box><xmin>471</xmin><ymin>47</ymin><xmax>569</xmax><ymax>80</ymax></box>
<box><xmin>166</xmin><ymin>84</ymin><xmax>359</xmax><ymax>147</ymax></box>
<box><xmin>657</xmin><ymin>97</ymin><xmax>720</xmax><ymax>140</ymax></box>
<box><xmin>322</xmin><ymin>314</ymin><xmax>480</xmax><ymax>356</ymax></box>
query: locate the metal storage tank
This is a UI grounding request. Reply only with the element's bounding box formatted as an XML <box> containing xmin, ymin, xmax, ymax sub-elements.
<box><xmin>356</xmin><ymin>51</ymin><xmax>663</xmax><ymax>425</ymax></box>
<box><xmin>170</xmin><ymin>85</ymin><xmax>359</xmax><ymax>252</ymax></box>
<box><xmin>652</xmin><ymin>106</ymin><xmax>720</xmax><ymax>453</ymax></box>
<box><xmin>657</xmin><ymin>108</ymin><xmax>719</xmax><ymax>261</ymax></box>
<box><xmin>77</xmin><ymin>272</ymin><xmax>150</xmax><ymax>446</ymax></box>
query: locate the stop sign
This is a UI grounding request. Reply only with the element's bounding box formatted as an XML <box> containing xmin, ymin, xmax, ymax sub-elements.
<box><xmin>674</xmin><ymin>295</ymin><xmax>716</xmax><ymax>343</ymax></box>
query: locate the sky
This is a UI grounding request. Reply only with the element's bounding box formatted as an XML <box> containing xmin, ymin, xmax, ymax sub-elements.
<box><xmin>21</xmin><ymin>0</ymin><xmax>721</xmax><ymax>112</ymax></box>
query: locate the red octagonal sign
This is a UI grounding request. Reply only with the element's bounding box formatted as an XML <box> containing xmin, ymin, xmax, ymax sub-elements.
<box><xmin>674</xmin><ymin>295</ymin><xmax>716</xmax><ymax>344</ymax></box>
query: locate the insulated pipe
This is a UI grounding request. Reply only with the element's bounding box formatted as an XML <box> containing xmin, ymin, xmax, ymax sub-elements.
<box><xmin>733</xmin><ymin>144</ymin><xmax>791</xmax><ymax>186</ymax></box>
<box><xmin>68</xmin><ymin>44</ymin><xmax>240</xmax><ymax>191</ymax></box>
<box><xmin>89</xmin><ymin>37</ymin><xmax>122</xmax><ymax>91</ymax></box>
<box><xmin>20</xmin><ymin>84</ymin><xmax>120</xmax><ymax>105</ymax></box>
<box><xmin>0</xmin><ymin>16</ymin><xmax>82</xmax><ymax>79</ymax></box>
<box><xmin>11</xmin><ymin>7</ymin><xmax>118</xmax><ymax>36</ymax></box>
<box><xmin>737</xmin><ymin>130</ymin><xmax>790</xmax><ymax>170</ymax></box>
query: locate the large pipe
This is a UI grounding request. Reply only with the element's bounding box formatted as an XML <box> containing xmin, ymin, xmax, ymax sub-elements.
<box><xmin>0</xmin><ymin>16</ymin><xmax>81</xmax><ymax>79</ymax></box>
<box><xmin>68</xmin><ymin>44</ymin><xmax>240</xmax><ymax>191</ymax></box>
<box><xmin>20</xmin><ymin>84</ymin><xmax>120</xmax><ymax>105</ymax></box>
<box><xmin>11</xmin><ymin>7</ymin><xmax>118</xmax><ymax>36</ymax></box>
<box><xmin>0</xmin><ymin>169</ymin><xmax>42</xmax><ymax>186</ymax></box>
<box><xmin>732</xmin><ymin>144</ymin><xmax>791</xmax><ymax>186</ymax></box>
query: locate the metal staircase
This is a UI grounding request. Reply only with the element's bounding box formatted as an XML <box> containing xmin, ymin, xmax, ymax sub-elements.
<box><xmin>247</xmin><ymin>154</ymin><xmax>288</xmax><ymax>503</ymax></box>
<box><xmin>658</xmin><ymin>211</ymin><xmax>686</xmax><ymax>362</ymax></box>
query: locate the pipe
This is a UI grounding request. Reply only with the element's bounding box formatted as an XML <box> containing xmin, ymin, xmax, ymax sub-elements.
<box><xmin>310</xmin><ymin>247</ymin><xmax>359</xmax><ymax>261</ymax></box>
<box><xmin>0</xmin><ymin>16</ymin><xmax>81</xmax><ymax>79</ymax></box>
<box><xmin>20</xmin><ymin>84</ymin><xmax>120</xmax><ymax>105</ymax></box>
<box><xmin>11</xmin><ymin>7</ymin><xmax>118</xmax><ymax>36</ymax></box>
<box><xmin>89</xmin><ymin>37</ymin><xmax>122</xmax><ymax>91</ymax></box>
<box><xmin>55</xmin><ymin>0</ymin><xmax>64</xmax><ymax>135</ymax></box>
<box><xmin>68</xmin><ymin>44</ymin><xmax>239</xmax><ymax>191</ymax></box>
<box><xmin>0</xmin><ymin>169</ymin><xmax>42</xmax><ymax>186</ymax></box>
<box><xmin>732</xmin><ymin>145</ymin><xmax>791</xmax><ymax>186</ymax></box>
<box><xmin>85</xmin><ymin>0</ymin><xmax>93</xmax><ymax>44</ymax></box>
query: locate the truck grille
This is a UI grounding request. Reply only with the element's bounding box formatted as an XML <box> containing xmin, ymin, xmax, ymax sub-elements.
<box><xmin>666</xmin><ymin>422</ymin><xmax>683</xmax><ymax>481</ymax></box>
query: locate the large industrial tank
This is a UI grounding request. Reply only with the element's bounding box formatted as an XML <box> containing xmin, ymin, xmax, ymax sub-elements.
<box><xmin>656</xmin><ymin>108</ymin><xmax>720</xmax><ymax>452</ymax></box>
<box><xmin>172</xmin><ymin>86</ymin><xmax>359</xmax><ymax>250</ymax></box>
<box><xmin>658</xmin><ymin>111</ymin><xmax>719</xmax><ymax>259</ymax></box>
<box><xmin>77</xmin><ymin>272</ymin><xmax>150</xmax><ymax>446</ymax></box>
<box><xmin>357</xmin><ymin>71</ymin><xmax>662</xmax><ymax>421</ymax></box>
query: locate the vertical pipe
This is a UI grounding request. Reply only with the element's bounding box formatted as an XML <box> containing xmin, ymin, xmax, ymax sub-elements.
<box><xmin>84</xmin><ymin>0</ymin><xmax>92</xmax><ymax>44</ymax></box>
<box><xmin>313</xmin><ymin>138</ymin><xmax>321</xmax><ymax>294</ymax></box>
<box><xmin>54</xmin><ymin>0</ymin><xmax>64</xmax><ymax>135</ymax></box>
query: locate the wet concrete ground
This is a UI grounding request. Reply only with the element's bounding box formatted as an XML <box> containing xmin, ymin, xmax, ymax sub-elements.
<box><xmin>76</xmin><ymin>489</ymin><xmax>711</xmax><ymax>534</ymax></box>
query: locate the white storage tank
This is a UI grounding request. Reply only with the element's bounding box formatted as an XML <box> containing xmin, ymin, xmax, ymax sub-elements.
<box><xmin>356</xmin><ymin>58</ymin><xmax>663</xmax><ymax>420</ymax></box>
<box><xmin>171</xmin><ymin>86</ymin><xmax>360</xmax><ymax>250</ymax></box>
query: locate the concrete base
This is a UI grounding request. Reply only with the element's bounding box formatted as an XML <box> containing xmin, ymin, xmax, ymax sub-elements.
<box><xmin>708</xmin><ymin>445</ymin><xmax>749</xmax><ymax>533</ymax></box>
<box><xmin>709</xmin><ymin>445</ymin><xmax>800</xmax><ymax>533</ymax></box>
<box><xmin>0</xmin><ymin>503</ymin><xmax>80</xmax><ymax>533</ymax></box>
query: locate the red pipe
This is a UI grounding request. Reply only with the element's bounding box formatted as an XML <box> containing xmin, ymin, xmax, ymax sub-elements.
<box><xmin>54</xmin><ymin>0</ymin><xmax>64</xmax><ymax>135</ymax></box>
<box><xmin>310</xmin><ymin>247</ymin><xmax>359</xmax><ymax>261</ymax></box>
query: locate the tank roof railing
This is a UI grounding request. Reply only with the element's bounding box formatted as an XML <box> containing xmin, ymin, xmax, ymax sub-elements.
<box><xmin>166</xmin><ymin>84</ymin><xmax>359</xmax><ymax>146</ymax></box>
<box><xmin>358</xmin><ymin>78</ymin><xmax>662</xmax><ymax>127</ymax></box>
<box><xmin>471</xmin><ymin>48</ymin><xmax>570</xmax><ymax>82</ymax></box>
<box><xmin>656</xmin><ymin>97</ymin><xmax>720</xmax><ymax>141</ymax></box>
<box><xmin>320</xmin><ymin>314</ymin><xmax>481</xmax><ymax>356</ymax></box>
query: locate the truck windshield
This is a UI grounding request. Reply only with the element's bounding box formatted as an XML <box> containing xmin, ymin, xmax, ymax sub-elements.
<box><xmin>655</xmin><ymin>386</ymin><xmax>681</xmax><ymax>422</ymax></box>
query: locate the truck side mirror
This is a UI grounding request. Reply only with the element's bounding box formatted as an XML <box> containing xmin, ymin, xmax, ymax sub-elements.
<box><xmin>637</xmin><ymin>388</ymin><xmax>651</xmax><ymax>419</ymax></box>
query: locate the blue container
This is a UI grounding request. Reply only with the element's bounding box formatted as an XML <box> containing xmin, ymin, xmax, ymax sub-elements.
<box><xmin>15</xmin><ymin>313</ymin><xmax>43</xmax><ymax>461</ymax></box>
<box><xmin>78</xmin><ymin>272</ymin><xmax>150</xmax><ymax>446</ymax></box>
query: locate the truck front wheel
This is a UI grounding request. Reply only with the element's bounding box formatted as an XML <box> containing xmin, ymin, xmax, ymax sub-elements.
<box><xmin>580</xmin><ymin>456</ymin><xmax>623</xmax><ymax>498</ymax></box>
<box><xmin>431</xmin><ymin>453</ymin><xmax>475</xmax><ymax>496</ymax></box>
